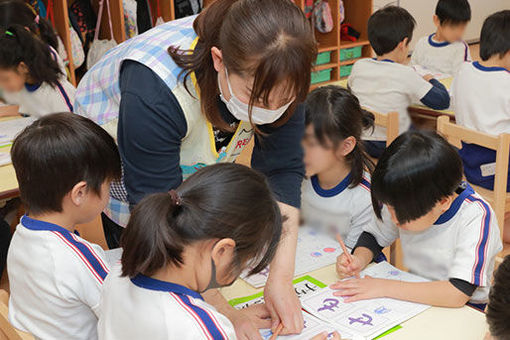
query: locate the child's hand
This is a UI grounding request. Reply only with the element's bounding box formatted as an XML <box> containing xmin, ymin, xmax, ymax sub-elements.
<box><xmin>228</xmin><ymin>303</ymin><xmax>271</xmax><ymax>340</ymax></box>
<box><xmin>310</xmin><ymin>331</ymin><xmax>342</xmax><ymax>340</ymax></box>
<box><xmin>422</xmin><ymin>74</ymin><xmax>434</xmax><ymax>82</ymax></box>
<box><xmin>335</xmin><ymin>253</ymin><xmax>363</xmax><ymax>278</ymax></box>
<box><xmin>330</xmin><ymin>276</ymin><xmax>386</xmax><ymax>302</ymax></box>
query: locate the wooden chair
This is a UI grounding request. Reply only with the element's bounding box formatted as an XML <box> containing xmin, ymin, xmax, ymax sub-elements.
<box><xmin>363</xmin><ymin>109</ymin><xmax>404</xmax><ymax>268</ymax></box>
<box><xmin>0</xmin><ymin>290</ymin><xmax>34</xmax><ymax>340</ymax></box>
<box><xmin>437</xmin><ymin>115</ymin><xmax>510</xmax><ymax>245</ymax></box>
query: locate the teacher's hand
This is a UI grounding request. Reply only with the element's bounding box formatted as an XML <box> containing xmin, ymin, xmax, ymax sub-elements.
<box><xmin>264</xmin><ymin>275</ymin><xmax>304</xmax><ymax>335</ymax></box>
<box><xmin>226</xmin><ymin>304</ymin><xmax>271</xmax><ymax>340</ymax></box>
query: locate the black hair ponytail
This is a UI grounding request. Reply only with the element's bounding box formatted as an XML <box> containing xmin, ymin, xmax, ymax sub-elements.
<box><xmin>0</xmin><ymin>0</ymin><xmax>59</xmax><ymax>50</ymax></box>
<box><xmin>120</xmin><ymin>163</ymin><xmax>283</xmax><ymax>278</ymax></box>
<box><xmin>0</xmin><ymin>25</ymin><xmax>62</xmax><ymax>87</ymax></box>
<box><xmin>305</xmin><ymin>85</ymin><xmax>375</xmax><ymax>187</ymax></box>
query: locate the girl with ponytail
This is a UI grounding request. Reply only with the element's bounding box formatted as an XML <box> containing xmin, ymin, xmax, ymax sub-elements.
<box><xmin>98</xmin><ymin>164</ymin><xmax>283</xmax><ymax>339</ymax></box>
<box><xmin>0</xmin><ymin>0</ymin><xmax>66</xmax><ymax>74</ymax></box>
<box><xmin>301</xmin><ymin>86</ymin><xmax>377</xmax><ymax>249</ymax></box>
<box><xmin>0</xmin><ymin>25</ymin><xmax>75</xmax><ymax>117</ymax></box>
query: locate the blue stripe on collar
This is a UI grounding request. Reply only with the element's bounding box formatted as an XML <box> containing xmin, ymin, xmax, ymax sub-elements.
<box><xmin>311</xmin><ymin>173</ymin><xmax>352</xmax><ymax>198</ymax></box>
<box><xmin>428</xmin><ymin>33</ymin><xmax>450</xmax><ymax>47</ymax></box>
<box><xmin>434</xmin><ymin>183</ymin><xmax>474</xmax><ymax>225</ymax></box>
<box><xmin>472</xmin><ymin>61</ymin><xmax>509</xmax><ymax>73</ymax></box>
<box><xmin>25</xmin><ymin>83</ymin><xmax>41</xmax><ymax>92</ymax></box>
<box><xmin>22</xmin><ymin>215</ymin><xmax>71</xmax><ymax>234</ymax></box>
<box><xmin>131</xmin><ymin>274</ymin><xmax>204</xmax><ymax>300</ymax></box>
<box><xmin>372</xmin><ymin>58</ymin><xmax>395</xmax><ymax>63</ymax></box>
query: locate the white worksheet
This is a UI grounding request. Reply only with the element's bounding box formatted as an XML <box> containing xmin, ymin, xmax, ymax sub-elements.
<box><xmin>301</xmin><ymin>262</ymin><xmax>430</xmax><ymax>340</ymax></box>
<box><xmin>258</xmin><ymin>313</ymin><xmax>340</xmax><ymax>340</ymax></box>
<box><xmin>0</xmin><ymin>117</ymin><xmax>36</xmax><ymax>147</ymax></box>
<box><xmin>242</xmin><ymin>226</ymin><xmax>344</xmax><ymax>288</ymax></box>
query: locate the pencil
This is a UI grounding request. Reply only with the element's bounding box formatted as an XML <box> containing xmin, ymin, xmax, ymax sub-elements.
<box><xmin>336</xmin><ymin>233</ymin><xmax>360</xmax><ymax>278</ymax></box>
<box><xmin>270</xmin><ymin>323</ymin><xmax>284</xmax><ymax>340</ymax></box>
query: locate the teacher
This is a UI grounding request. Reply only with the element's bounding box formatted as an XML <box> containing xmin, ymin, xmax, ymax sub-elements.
<box><xmin>75</xmin><ymin>0</ymin><xmax>316</xmax><ymax>337</ymax></box>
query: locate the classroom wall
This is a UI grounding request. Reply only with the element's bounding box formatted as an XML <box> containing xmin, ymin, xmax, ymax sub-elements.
<box><xmin>400</xmin><ymin>0</ymin><xmax>509</xmax><ymax>50</ymax></box>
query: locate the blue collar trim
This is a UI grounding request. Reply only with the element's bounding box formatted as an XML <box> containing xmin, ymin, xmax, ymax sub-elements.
<box><xmin>311</xmin><ymin>173</ymin><xmax>352</xmax><ymax>198</ymax></box>
<box><xmin>428</xmin><ymin>33</ymin><xmax>450</xmax><ymax>47</ymax></box>
<box><xmin>434</xmin><ymin>183</ymin><xmax>474</xmax><ymax>225</ymax></box>
<box><xmin>130</xmin><ymin>274</ymin><xmax>204</xmax><ymax>300</ymax></box>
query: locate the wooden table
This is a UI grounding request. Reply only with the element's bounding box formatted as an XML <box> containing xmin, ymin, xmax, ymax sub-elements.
<box><xmin>0</xmin><ymin>116</ymin><xmax>19</xmax><ymax>200</ymax></box>
<box><xmin>221</xmin><ymin>264</ymin><xmax>489</xmax><ymax>340</ymax></box>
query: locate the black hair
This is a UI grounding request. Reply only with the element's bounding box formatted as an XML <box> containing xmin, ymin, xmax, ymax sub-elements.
<box><xmin>0</xmin><ymin>25</ymin><xmax>62</xmax><ymax>87</ymax></box>
<box><xmin>0</xmin><ymin>0</ymin><xmax>59</xmax><ymax>50</ymax></box>
<box><xmin>480</xmin><ymin>10</ymin><xmax>510</xmax><ymax>61</ymax></box>
<box><xmin>120</xmin><ymin>163</ymin><xmax>283</xmax><ymax>279</ymax></box>
<box><xmin>435</xmin><ymin>0</ymin><xmax>471</xmax><ymax>25</ymax></box>
<box><xmin>371</xmin><ymin>130</ymin><xmax>463</xmax><ymax>224</ymax></box>
<box><xmin>368</xmin><ymin>6</ymin><xmax>416</xmax><ymax>56</ymax></box>
<box><xmin>11</xmin><ymin>112</ymin><xmax>121</xmax><ymax>216</ymax></box>
<box><xmin>305</xmin><ymin>85</ymin><xmax>375</xmax><ymax>187</ymax></box>
<box><xmin>486</xmin><ymin>255</ymin><xmax>510</xmax><ymax>340</ymax></box>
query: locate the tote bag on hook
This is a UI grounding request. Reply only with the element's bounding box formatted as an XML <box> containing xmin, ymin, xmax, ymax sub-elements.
<box><xmin>87</xmin><ymin>0</ymin><xmax>118</xmax><ymax>69</ymax></box>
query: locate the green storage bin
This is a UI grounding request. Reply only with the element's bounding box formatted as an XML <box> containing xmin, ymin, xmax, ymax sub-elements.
<box><xmin>311</xmin><ymin>68</ymin><xmax>333</xmax><ymax>84</ymax></box>
<box><xmin>340</xmin><ymin>64</ymin><xmax>353</xmax><ymax>78</ymax></box>
<box><xmin>316</xmin><ymin>51</ymin><xmax>332</xmax><ymax>65</ymax></box>
<box><xmin>340</xmin><ymin>46</ymin><xmax>362</xmax><ymax>61</ymax></box>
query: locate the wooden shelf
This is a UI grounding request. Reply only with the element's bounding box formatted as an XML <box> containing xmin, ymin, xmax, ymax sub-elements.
<box><xmin>314</xmin><ymin>62</ymin><xmax>338</xmax><ymax>71</ymax></box>
<box><xmin>340</xmin><ymin>39</ymin><xmax>370</xmax><ymax>49</ymax></box>
<box><xmin>318</xmin><ymin>46</ymin><xmax>338</xmax><ymax>53</ymax></box>
<box><xmin>339</xmin><ymin>58</ymin><xmax>361</xmax><ymax>66</ymax></box>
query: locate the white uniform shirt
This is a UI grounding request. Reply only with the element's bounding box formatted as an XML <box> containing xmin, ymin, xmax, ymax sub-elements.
<box><xmin>411</xmin><ymin>34</ymin><xmax>471</xmax><ymax>76</ymax></box>
<box><xmin>348</xmin><ymin>58</ymin><xmax>433</xmax><ymax>141</ymax></box>
<box><xmin>363</xmin><ymin>185</ymin><xmax>502</xmax><ymax>303</ymax></box>
<box><xmin>7</xmin><ymin>215</ymin><xmax>109</xmax><ymax>340</ymax></box>
<box><xmin>98</xmin><ymin>265</ymin><xmax>236</xmax><ymax>340</ymax></box>
<box><xmin>301</xmin><ymin>172</ymin><xmax>372</xmax><ymax>248</ymax></box>
<box><xmin>3</xmin><ymin>77</ymin><xmax>75</xmax><ymax>117</ymax></box>
<box><xmin>454</xmin><ymin>62</ymin><xmax>510</xmax><ymax>135</ymax></box>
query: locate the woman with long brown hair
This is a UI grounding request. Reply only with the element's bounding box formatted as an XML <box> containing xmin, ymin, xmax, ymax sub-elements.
<box><xmin>75</xmin><ymin>0</ymin><xmax>317</xmax><ymax>337</ymax></box>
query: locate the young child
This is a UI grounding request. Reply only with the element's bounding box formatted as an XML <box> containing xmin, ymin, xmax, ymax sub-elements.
<box><xmin>0</xmin><ymin>25</ymin><xmax>75</xmax><ymax>117</ymax></box>
<box><xmin>7</xmin><ymin>113</ymin><xmax>121</xmax><ymax>339</ymax></box>
<box><xmin>301</xmin><ymin>86</ymin><xmax>374</xmax><ymax>248</ymax></box>
<box><xmin>453</xmin><ymin>10</ymin><xmax>510</xmax><ymax>241</ymax></box>
<box><xmin>333</xmin><ymin>130</ymin><xmax>502</xmax><ymax>308</ymax></box>
<box><xmin>348</xmin><ymin>6</ymin><xmax>450</xmax><ymax>159</ymax></box>
<box><xmin>0</xmin><ymin>0</ymin><xmax>67</xmax><ymax>74</ymax></box>
<box><xmin>485</xmin><ymin>255</ymin><xmax>510</xmax><ymax>340</ymax></box>
<box><xmin>411</xmin><ymin>0</ymin><xmax>471</xmax><ymax>77</ymax></box>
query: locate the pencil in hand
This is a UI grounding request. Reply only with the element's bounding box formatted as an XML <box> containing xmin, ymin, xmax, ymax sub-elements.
<box><xmin>335</xmin><ymin>233</ymin><xmax>360</xmax><ymax>278</ymax></box>
<box><xmin>269</xmin><ymin>323</ymin><xmax>284</xmax><ymax>340</ymax></box>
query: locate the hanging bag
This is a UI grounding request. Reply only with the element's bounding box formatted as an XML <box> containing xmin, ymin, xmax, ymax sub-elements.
<box><xmin>70</xmin><ymin>0</ymin><xmax>98</xmax><ymax>50</ymax></box>
<box><xmin>47</xmin><ymin>0</ymin><xmax>85</xmax><ymax>67</ymax></box>
<box><xmin>312</xmin><ymin>0</ymin><xmax>334</xmax><ymax>34</ymax></box>
<box><xmin>123</xmin><ymin>0</ymin><xmax>138</xmax><ymax>38</ymax></box>
<box><xmin>87</xmin><ymin>0</ymin><xmax>118</xmax><ymax>69</ymax></box>
<box><xmin>154</xmin><ymin>0</ymin><xmax>165</xmax><ymax>26</ymax></box>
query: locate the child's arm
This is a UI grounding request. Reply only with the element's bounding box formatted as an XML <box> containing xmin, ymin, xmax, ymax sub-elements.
<box><xmin>419</xmin><ymin>78</ymin><xmax>450</xmax><ymax>110</ymax></box>
<box><xmin>331</xmin><ymin>277</ymin><xmax>471</xmax><ymax>307</ymax></box>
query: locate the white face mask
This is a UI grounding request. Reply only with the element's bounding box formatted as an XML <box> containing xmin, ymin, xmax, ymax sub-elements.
<box><xmin>218</xmin><ymin>68</ymin><xmax>293</xmax><ymax>125</ymax></box>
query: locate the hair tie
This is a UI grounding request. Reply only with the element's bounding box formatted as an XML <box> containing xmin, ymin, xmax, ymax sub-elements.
<box><xmin>5</xmin><ymin>30</ymin><xmax>14</xmax><ymax>37</ymax></box>
<box><xmin>169</xmin><ymin>190</ymin><xmax>182</xmax><ymax>206</ymax></box>
<box><xmin>34</xmin><ymin>15</ymin><xmax>40</xmax><ymax>24</ymax></box>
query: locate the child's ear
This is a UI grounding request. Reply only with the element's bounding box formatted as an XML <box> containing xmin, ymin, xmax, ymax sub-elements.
<box><xmin>16</xmin><ymin>62</ymin><xmax>29</xmax><ymax>76</ymax></box>
<box><xmin>210</xmin><ymin>47</ymin><xmax>224</xmax><ymax>73</ymax></box>
<box><xmin>211</xmin><ymin>238</ymin><xmax>236</xmax><ymax>264</ymax></box>
<box><xmin>336</xmin><ymin>136</ymin><xmax>356</xmax><ymax>157</ymax></box>
<box><xmin>438</xmin><ymin>195</ymin><xmax>454</xmax><ymax>212</ymax></box>
<box><xmin>433</xmin><ymin>15</ymin><xmax>440</xmax><ymax>28</ymax></box>
<box><xmin>69</xmin><ymin>181</ymin><xmax>89</xmax><ymax>207</ymax></box>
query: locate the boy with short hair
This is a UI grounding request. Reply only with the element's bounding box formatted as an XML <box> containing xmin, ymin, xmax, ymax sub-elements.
<box><xmin>7</xmin><ymin>113</ymin><xmax>121</xmax><ymax>340</ymax></box>
<box><xmin>453</xmin><ymin>10</ymin><xmax>510</xmax><ymax>241</ymax></box>
<box><xmin>334</xmin><ymin>130</ymin><xmax>502</xmax><ymax>308</ymax></box>
<box><xmin>348</xmin><ymin>6</ymin><xmax>450</xmax><ymax>159</ymax></box>
<box><xmin>485</xmin><ymin>255</ymin><xmax>510</xmax><ymax>340</ymax></box>
<box><xmin>411</xmin><ymin>0</ymin><xmax>472</xmax><ymax>76</ymax></box>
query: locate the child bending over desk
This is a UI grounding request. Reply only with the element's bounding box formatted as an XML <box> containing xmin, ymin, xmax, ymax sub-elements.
<box><xmin>411</xmin><ymin>0</ymin><xmax>471</xmax><ymax>77</ymax></box>
<box><xmin>0</xmin><ymin>25</ymin><xmax>75</xmax><ymax>117</ymax></box>
<box><xmin>334</xmin><ymin>130</ymin><xmax>502</xmax><ymax>308</ymax></box>
<box><xmin>7</xmin><ymin>113</ymin><xmax>121</xmax><ymax>339</ymax></box>
<box><xmin>348</xmin><ymin>6</ymin><xmax>450</xmax><ymax>159</ymax></box>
